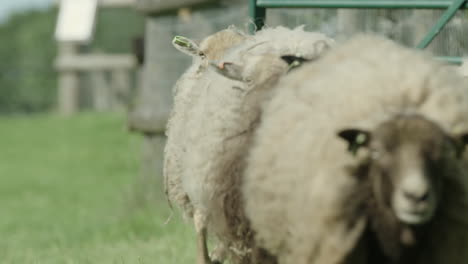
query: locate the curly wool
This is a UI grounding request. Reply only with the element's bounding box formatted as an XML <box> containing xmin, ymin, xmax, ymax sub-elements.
<box><xmin>243</xmin><ymin>34</ymin><xmax>468</xmax><ymax>264</ymax></box>
<box><xmin>164</xmin><ymin>27</ymin><xmax>249</xmax><ymax>218</ymax></box>
<box><xmin>164</xmin><ymin>26</ymin><xmax>334</xmax><ymax>263</ymax></box>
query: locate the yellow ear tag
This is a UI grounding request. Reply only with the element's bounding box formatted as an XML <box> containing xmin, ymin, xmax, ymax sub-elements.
<box><xmin>173</xmin><ymin>36</ymin><xmax>192</xmax><ymax>48</ymax></box>
<box><xmin>287</xmin><ymin>60</ymin><xmax>301</xmax><ymax>72</ymax></box>
<box><xmin>356</xmin><ymin>133</ymin><xmax>367</xmax><ymax>145</ymax></box>
<box><xmin>350</xmin><ymin>133</ymin><xmax>367</xmax><ymax>156</ymax></box>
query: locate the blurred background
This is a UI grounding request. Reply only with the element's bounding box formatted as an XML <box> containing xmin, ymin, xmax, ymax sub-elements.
<box><xmin>0</xmin><ymin>0</ymin><xmax>467</xmax><ymax>263</ymax></box>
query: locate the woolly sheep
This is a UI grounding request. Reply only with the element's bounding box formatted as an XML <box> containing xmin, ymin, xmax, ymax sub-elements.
<box><xmin>165</xmin><ymin>27</ymin><xmax>249</xmax><ymax>220</ymax></box>
<box><xmin>164</xmin><ymin>28</ymin><xmax>249</xmax><ymax>264</ymax></box>
<box><xmin>337</xmin><ymin>114</ymin><xmax>468</xmax><ymax>263</ymax></box>
<box><xmin>243</xmin><ymin>34</ymin><xmax>468</xmax><ymax>264</ymax></box>
<box><xmin>164</xmin><ymin>26</ymin><xmax>334</xmax><ymax>264</ymax></box>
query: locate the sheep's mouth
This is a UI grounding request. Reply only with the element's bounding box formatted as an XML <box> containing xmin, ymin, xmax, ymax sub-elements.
<box><xmin>396</xmin><ymin>209</ymin><xmax>433</xmax><ymax>225</ymax></box>
<box><xmin>392</xmin><ymin>187</ymin><xmax>437</xmax><ymax>225</ymax></box>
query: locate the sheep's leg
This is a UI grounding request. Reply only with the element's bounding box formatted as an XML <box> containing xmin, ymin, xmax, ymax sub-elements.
<box><xmin>194</xmin><ymin>211</ymin><xmax>213</xmax><ymax>264</ymax></box>
<box><xmin>210</xmin><ymin>243</ymin><xmax>227</xmax><ymax>264</ymax></box>
<box><xmin>196</xmin><ymin>227</ymin><xmax>211</xmax><ymax>264</ymax></box>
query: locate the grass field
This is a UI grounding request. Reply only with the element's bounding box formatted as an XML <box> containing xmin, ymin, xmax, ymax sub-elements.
<box><xmin>0</xmin><ymin>113</ymin><xmax>196</xmax><ymax>264</ymax></box>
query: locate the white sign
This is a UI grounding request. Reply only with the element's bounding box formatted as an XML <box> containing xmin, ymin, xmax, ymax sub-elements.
<box><xmin>55</xmin><ymin>0</ymin><xmax>98</xmax><ymax>43</ymax></box>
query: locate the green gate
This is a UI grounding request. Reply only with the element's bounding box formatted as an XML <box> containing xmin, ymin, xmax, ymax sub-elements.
<box><xmin>249</xmin><ymin>0</ymin><xmax>468</xmax><ymax>64</ymax></box>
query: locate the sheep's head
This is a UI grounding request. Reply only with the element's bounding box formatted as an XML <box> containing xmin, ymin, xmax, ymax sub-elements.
<box><xmin>172</xmin><ymin>29</ymin><xmax>247</xmax><ymax>60</ymax></box>
<box><xmin>210</xmin><ymin>54</ymin><xmax>314</xmax><ymax>86</ymax></box>
<box><xmin>338</xmin><ymin>115</ymin><xmax>468</xmax><ymax>226</ymax></box>
<box><xmin>209</xmin><ymin>35</ymin><xmax>333</xmax><ymax>83</ymax></box>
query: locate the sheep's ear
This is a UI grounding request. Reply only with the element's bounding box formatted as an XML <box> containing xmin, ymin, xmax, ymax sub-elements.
<box><xmin>210</xmin><ymin>61</ymin><xmax>244</xmax><ymax>81</ymax></box>
<box><xmin>451</xmin><ymin>133</ymin><xmax>468</xmax><ymax>158</ymax></box>
<box><xmin>172</xmin><ymin>36</ymin><xmax>203</xmax><ymax>57</ymax></box>
<box><xmin>337</xmin><ymin>129</ymin><xmax>371</xmax><ymax>155</ymax></box>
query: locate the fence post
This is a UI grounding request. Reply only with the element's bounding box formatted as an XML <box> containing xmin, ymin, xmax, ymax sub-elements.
<box><xmin>337</xmin><ymin>9</ymin><xmax>361</xmax><ymax>39</ymax></box>
<box><xmin>111</xmin><ymin>68</ymin><xmax>132</xmax><ymax>111</ymax></box>
<box><xmin>91</xmin><ymin>71</ymin><xmax>111</xmax><ymax>111</ymax></box>
<box><xmin>249</xmin><ymin>0</ymin><xmax>266</xmax><ymax>33</ymax></box>
<box><xmin>57</xmin><ymin>42</ymin><xmax>80</xmax><ymax>115</ymax></box>
<box><xmin>417</xmin><ymin>0</ymin><xmax>467</xmax><ymax>49</ymax></box>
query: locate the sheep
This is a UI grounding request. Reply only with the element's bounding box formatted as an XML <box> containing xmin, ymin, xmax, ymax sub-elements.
<box><xmin>164</xmin><ymin>28</ymin><xmax>249</xmax><ymax>264</ymax></box>
<box><xmin>243</xmin><ymin>34</ymin><xmax>468</xmax><ymax>264</ymax></box>
<box><xmin>163</xmin><ymin>26</ymin><xmax>334</xmax><ymax>264</ymax></box>
<box><xmin>165</xmin><ymin>27</ymin><xmax>249</xmax><ymax>220</ymax></box>
<box><xmin>337</xmin><ymin>114</ymin><xmax>468</xmax><ymax>264</ymax></box>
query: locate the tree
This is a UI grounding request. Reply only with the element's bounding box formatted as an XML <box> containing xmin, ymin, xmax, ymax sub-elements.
<box><xmin>0</xmin><ymin>7</ymin><xmax>144</xmax><ymax>114</ymax></box>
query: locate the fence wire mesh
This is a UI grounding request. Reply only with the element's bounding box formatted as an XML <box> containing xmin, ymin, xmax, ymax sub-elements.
<box><xmin>266</xmin><ymin>8</ymin><xmax>468</xmax><ymax>57</ymax></box>
<box><xmin>130</xmin><ymin>3</ymin><xmax>468</xmax><ymax>133</ymax></box>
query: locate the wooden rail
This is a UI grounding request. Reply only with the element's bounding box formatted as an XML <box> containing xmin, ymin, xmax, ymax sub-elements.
<box><xmin>55</xmin><ymin>0</ymin><xmax>138</xmax><ymax>115</ymax></box>
<box><xmin>135</xmin><ymin>0</ymin><xmax>217</xmax><ymax>14</ymax></box>
<box><xmin>55</xmin><ymin>43</ymin><xmax>137</xmax><ymax>115</ymax></box>
<box><xmin>54</xmin><ymin>0</ymin><xmax>136</xmax><ymax>7</ymax></box>
<box><xmin>55</xmin><ymin>54</ymin><xmax>136</xmax><ymax>71</ymax></box>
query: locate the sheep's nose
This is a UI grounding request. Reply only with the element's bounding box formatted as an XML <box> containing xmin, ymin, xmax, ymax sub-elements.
<box><xmin>401</xmin><ymin>171</ymin><xmax>430</xmax><ymax>203</ymax></box>
<box><xmin>403</xmin><ymin>190</ymin><xmax>429</xmax><ymax>203</ymax></box>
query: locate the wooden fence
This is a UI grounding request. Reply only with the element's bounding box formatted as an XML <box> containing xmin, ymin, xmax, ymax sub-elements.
<box><xmin>55</xmin><ymin>0</ymin><xmax>138</xmax><ymax>115</ymax></box>
<box><xmin>55</xmin><ymin>43</ymin><xmax>137</xmax><ymax>114</ymax></box>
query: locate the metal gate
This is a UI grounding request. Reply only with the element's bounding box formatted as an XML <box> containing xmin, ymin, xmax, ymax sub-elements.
<box><xmin>249</xmin><ymin>0</ymin><xmax>468</xmax><ymax>64</ymax></box>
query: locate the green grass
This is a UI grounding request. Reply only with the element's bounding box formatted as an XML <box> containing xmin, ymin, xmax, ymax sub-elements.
<box><xmin>0</xmin><ymin>113</ymin><xmax>196</xmax><ymax>263</ymax></box>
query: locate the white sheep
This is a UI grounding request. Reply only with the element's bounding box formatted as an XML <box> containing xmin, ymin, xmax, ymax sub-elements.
<box><xmin>164</xmin><ymin>26</ymin><xmax>334</xmax><ymax>264</ymax></box>
<box><xmin>164</xmin><ymin>28</ymin><xmax>249</xmax><ymax>264</ymax></box>
<box><xmin>243</xmin><ymin>34</ymin><xmax>468</xmax><ymax>264</ymax></box>
<box><xmin>165</xmin><ymin>27</ymin><xmax>249</xmax><ymax>220</ymax></box>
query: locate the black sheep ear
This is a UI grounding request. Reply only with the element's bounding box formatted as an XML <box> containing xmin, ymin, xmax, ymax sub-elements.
<box><xmin>337</xmin><ymin>129</ymin><xmax>371</xmax><ymax>155</ymax></box>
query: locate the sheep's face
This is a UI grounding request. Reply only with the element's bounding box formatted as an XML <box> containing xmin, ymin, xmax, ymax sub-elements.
<box><xmin>387</xmin><ymin>145</ymin><xmax>440</xmax><ymax>225</ymax></box>
<box><xmin>210</xmin><ymin>37</ymin><xmax>333</xmax><ymax>84</ymax></box>
<box><xmin>339</xmin><ymin>115</ymin><xmax>468</xmax><ymax>225</ymax></box>
<box><xmin>367</xmin><ymin>119</ymin><xmax>447</xmax><ymax>225</ymax></box>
